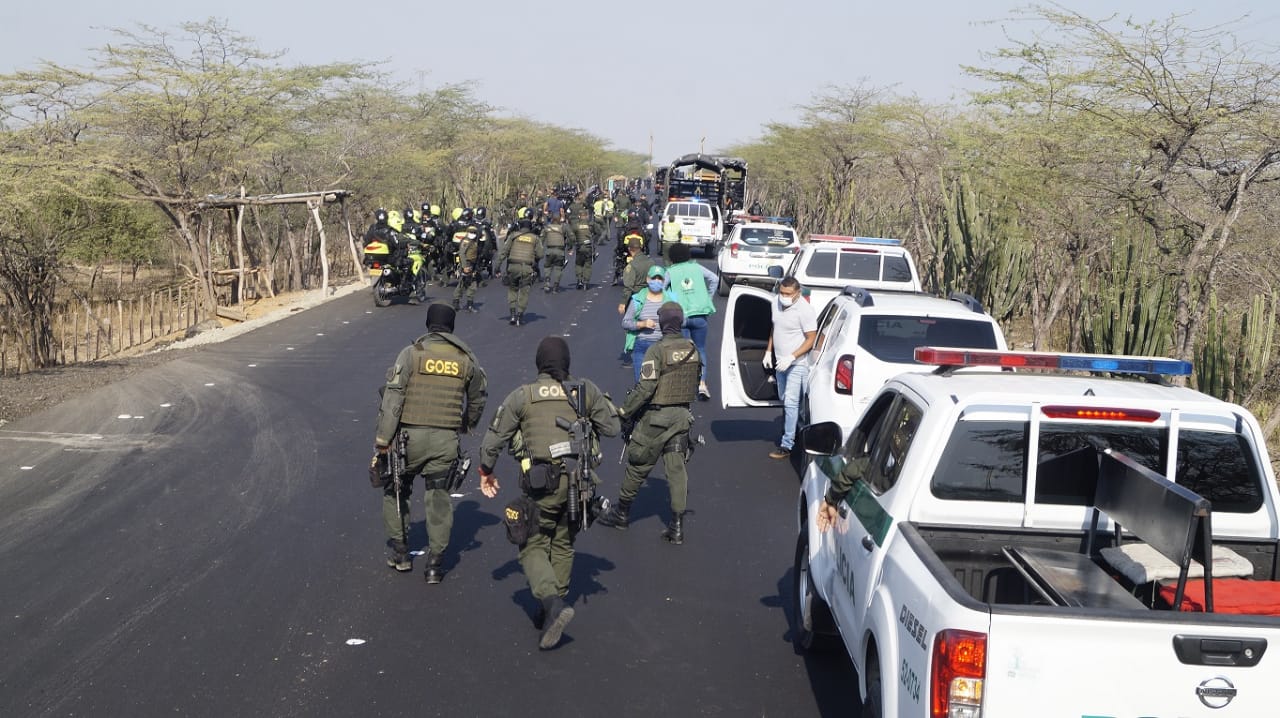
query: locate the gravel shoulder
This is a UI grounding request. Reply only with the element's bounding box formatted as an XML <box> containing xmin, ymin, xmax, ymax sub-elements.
<box><xmin>0</xmin><ymin>280</ymin><xmax>365</xmax><ymax>426</ymax></box>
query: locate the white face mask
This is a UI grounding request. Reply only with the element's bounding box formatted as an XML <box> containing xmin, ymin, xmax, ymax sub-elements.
<box><xmin>779</xmin><ymin>295</ymin><xmax>796</xmax><ymax>308</ymax></box>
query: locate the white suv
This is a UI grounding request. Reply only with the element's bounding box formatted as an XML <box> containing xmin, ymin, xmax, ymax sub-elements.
<box><xmin>715</xmin><ymin>222</ymin><xmax>800</xmax><ymax>296</ymax></box>
<box><xmin>784</xmin><ymin>235</ymin><xmax>922</xmax><ymax>313</ymax></box>
<box><xmin>720</xmin><ymin>284</ymin><xmax>1007</xmax><ymax>432</ymax></box>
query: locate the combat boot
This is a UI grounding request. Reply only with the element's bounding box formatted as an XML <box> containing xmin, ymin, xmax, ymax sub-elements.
<box><xmin>596</xmin><ymin>499</ymin><xmax>631</xmax><ymax>530</ymax></box>
<box><xmin>543</xmin><ymin>283</ymin><xmax>551</xmax><ymax>293</ymax></box>
<box><xmin>538</xmin><ymin>596</ymin><xmax>575</xmax><ymax>650</ymax></box>
<box><xmin>661</xmin><ymin>512</ymin><xmax>685</xmax><ymax>545</ymax></box>
<box><xmin>423</xmin><ymin>550</ymin><xmax>444</xmax><ymax>584</ymax></box>
<box><xmin>465</xmin><ymin>300</ymin><xmax>477</xmax><ymax>314</ymax></box>
<box><xmin>515</xmin><ymin>312</ymin><xmax>524</xmax><ymax>326</ymax></box>
<box><xmin>386</xmin><ymin>540</ymin><xmax>411</xmax><ymax>572</ymax></box>
<box><xmin>509</xmin><ymin>310</ymin><xmax>518</xmax><ymax>326</ymax></box>
<box><xmin>452</xmin><ymin>299</ymin><xmax>461</xmax><ymax>310</ymax></box>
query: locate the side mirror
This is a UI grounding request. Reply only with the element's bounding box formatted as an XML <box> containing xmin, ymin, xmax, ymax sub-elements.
<box><xmin>766</xmin><ymin>265</ymin><xmax>784</xmax><ymax>279</ymax></box>
<box><xmin>798</xmin><ymin>421</ymin><xmax>843</xmax><ymax>457</ymax></box>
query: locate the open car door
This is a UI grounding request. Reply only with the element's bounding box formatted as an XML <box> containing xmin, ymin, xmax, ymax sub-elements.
<box><xmin>720</xmin><ymin>283</ymin><xmax>783</xmax><ymax>408</ymax></box>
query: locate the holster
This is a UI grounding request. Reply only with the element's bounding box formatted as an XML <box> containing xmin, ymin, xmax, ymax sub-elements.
<box><xmin>520</xmin><ymin>462</ymin><xmax>558</xmax><ymax>497</ymax></box>
<box><xmin>446</xmin><ymin>455</ymin><xmax>473</xmax><ymax>493</ymax></box>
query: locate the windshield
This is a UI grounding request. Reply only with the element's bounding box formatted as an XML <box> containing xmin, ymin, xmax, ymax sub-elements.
<box><xmin>857</xmin><ymin>316</ymin><xmax>998</xmax><ymax>363</ymax></box>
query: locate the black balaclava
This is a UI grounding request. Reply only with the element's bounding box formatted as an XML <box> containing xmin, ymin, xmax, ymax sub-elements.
<box><xmin>658</xmin><ymin>301</ymin><xmax>685</xmax><ymax>335</ymax></box>
<box><xmin>535</xmin><ymin>336</ymin><xmax>571</xmax><ymax>381</ymax></box>
<box><xmin>426</xmin><ymin>303</ymin><xmax>456</xmax><ymax>333</ymax></box>
<box><xmin>668</xmin><ymin>243</ymin><xmax>692</xmax><ymax>264</ymax></box>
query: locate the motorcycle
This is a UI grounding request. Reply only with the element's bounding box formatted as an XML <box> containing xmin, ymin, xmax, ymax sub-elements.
<box><xmin>363</xmin><ymin>237</ymin><xmax>427</xmax><ymax>307</ymax></box>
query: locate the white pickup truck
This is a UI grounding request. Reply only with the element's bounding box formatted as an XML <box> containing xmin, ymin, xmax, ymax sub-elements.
<box><xmin>794</xmin><ymin>347</ymin><xmax>1280</xmax><ymax>717</ymax></box>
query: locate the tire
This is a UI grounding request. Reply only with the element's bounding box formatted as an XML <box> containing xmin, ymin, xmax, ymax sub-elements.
<box><xmin>373</xmin><ymin>278</ymin><xmax>391</xmax><ymax>307</ymax></box>
<box><xmin>862</xmin><ymin>650</ymin><xmax>884</xmax><ymax>718</ymax></box>
<box><xmin>792</xmin><ymin>528</ymin><xmax>837</xmax><ymax>653</ymax></box>
<box><xmin>717</xmin><ymin>272</ymin><xmax>731</xmax><ymax>297</ymax></box>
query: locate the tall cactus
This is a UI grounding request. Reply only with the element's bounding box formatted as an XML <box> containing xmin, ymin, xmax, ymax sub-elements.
<box><xmin>1079</xmin><ymin>228</ymin><xmax>1173</xmax><ymax>357</ymax></box>
<box><xmin>1196</xmin><ymin>292</ymin><xmax>1276</xmax><ymax>404</ymax></box>
<box><xmin>932</xmin><ymin>172</ymin><xmax>1029</xmax><ymax>324</ymax></box>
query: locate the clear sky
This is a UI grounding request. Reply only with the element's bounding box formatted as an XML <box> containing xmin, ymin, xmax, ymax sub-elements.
<box><xmin>2</xmin><ymin>1</ymin><xmax>1275</xmax><ymax>165</ymax></box>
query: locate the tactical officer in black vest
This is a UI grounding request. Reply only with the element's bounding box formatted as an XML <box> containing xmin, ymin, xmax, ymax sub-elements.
<box><xmin>375</xmin><ymin>304</ymin><xmax>488</xmax><ymax>583</ymax></box>
<box><xmin>477</xmin><ymin>337</ymin><xmax>621</xmax><ymax>649</ymax></box>
<box><xmin>495</xmin><ymin>215</ymin><xmax>544</xmax><ymax>326</ymax></box>
<box><xmin>597</xmin><ymin>302</ymin><xmax>702</xmax><ymax>544</ymax></box>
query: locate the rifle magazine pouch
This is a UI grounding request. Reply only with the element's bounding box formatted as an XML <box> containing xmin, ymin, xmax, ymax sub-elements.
<box><xmin>504</xmin><ymin>496</ymin><xmax>540</xmax><ymax>546</ymax></box>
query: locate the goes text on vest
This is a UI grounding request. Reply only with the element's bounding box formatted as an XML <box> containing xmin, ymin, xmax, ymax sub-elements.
<box><xmin>421</xmin><ymin>358</ymin><xmax>462</xmax><ymax>376</ymax></box>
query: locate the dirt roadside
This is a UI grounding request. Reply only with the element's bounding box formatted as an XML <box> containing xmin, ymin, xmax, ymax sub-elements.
<box><xmin>0</xmin><ymin>280</ymin><xmax>366</xmax><ymax>426</ymax></box>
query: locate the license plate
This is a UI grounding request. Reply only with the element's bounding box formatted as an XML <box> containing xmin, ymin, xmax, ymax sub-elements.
<box><xmin>368</xmin><ymin>268</ymin><xmax>381</xmax><ymax>277</ymax></box>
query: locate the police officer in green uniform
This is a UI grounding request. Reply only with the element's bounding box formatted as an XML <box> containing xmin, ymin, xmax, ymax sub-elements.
<box><xmin>452</xmin><ymin>223</ymin><xmax>480</xmax><ymax>312</ymax></box>
<box><xmin>597</xmin><ymin>303</ymin><xmax>701</xmax><ymax>544</ymax></box>
<box><xmin>478</xmin><ymin>337</ymin><xmax>621</xmax><ymax>650</ymax></box>
<box><xmin>495</xmin><ymin>214</ymin><xmax>544</xmax><ymax>326</ymax></box>
<box><xmin>541</xmin><ymin>218</ymin><xmax>569</xmax><ymax>293</ymax></box>
<box><xmin>375</xmin><ymin>304</ymin><xmax>488</xmax><ymax>583</ymax></box>
<box><xmin>570</xmin><ymin>209</ymin><xmax>596</xmax><ymax>289</ymax></box>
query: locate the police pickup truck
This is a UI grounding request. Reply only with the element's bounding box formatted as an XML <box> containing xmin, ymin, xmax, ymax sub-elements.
<box><xmin>793</xmin><ymin>347</ymin><xmax>1280</xmax><ymax>718</ymax></box>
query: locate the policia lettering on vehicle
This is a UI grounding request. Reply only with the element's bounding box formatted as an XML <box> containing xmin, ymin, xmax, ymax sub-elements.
<box><xmin>478</xmin><ymin>337</ymin><xmax>620</xmax><ymax>649</ymax></box>
<box><xmin>495</xmin><ymin>210</ymin><xmax>544</xmax><ymax>326</ymax></box>
<box><xmin>374</xmin><ymin>304</ymin><xmax>488</xmax><ymax>583</ymax></box>
<box><xmin>597</xmin><ymin>303</ymin><xmax>701</xmax><ymax>544</ymax></box>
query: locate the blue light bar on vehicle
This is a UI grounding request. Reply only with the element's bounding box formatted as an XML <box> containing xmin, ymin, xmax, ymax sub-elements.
<box><xmin>852</xmin><ymin>236</ymin><xmax>903</xmax><ymax>246</ymax></box>
<box><xmin>914</xmin><ymin>347</ymin><xmax>1193</xmax><ymax>376</ymax></box>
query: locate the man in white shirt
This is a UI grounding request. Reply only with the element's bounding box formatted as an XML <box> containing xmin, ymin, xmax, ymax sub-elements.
<box><xmin>764</xmin><ymin>277</ymin><xmax>817</xmax><ymax>459</ymax></box>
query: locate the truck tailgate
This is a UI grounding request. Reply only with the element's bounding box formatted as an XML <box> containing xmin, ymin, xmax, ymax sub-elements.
<box><xmin>983</xmin><ymin>611</ymin><xmax>1279</xmax><ymax>716</ymax></box>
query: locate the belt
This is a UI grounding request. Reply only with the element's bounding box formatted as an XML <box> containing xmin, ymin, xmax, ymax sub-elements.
<box><xmin>650</xmin><ymin>403</ymin><xmax>691</xmax><ymax>409</ymax></box>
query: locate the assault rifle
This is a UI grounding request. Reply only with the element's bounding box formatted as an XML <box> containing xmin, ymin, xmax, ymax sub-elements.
<box><xmin>555</xmin><ymin>380</ymin><xmax>607</xmax><ymax>531</ymax></box>
<box><xmin>390</xmin><ymin>429</ymin><xmax>409</xmax><ymax>537</ymax></box>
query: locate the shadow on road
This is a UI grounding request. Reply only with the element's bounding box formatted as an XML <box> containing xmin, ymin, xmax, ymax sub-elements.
<box><xmin>762</xmin><ymin>568</ymin><xmax>861</xmax><ymax>717</ymax></box>
<box><xmin>709</xmin><ymin>417</ymin><xmax>780</xmax><ymax>443</ymax></box>
<box><xmin>492</xmin><ymin>550</ymin><xmax>617</xmax><ymax>623</ymax></box>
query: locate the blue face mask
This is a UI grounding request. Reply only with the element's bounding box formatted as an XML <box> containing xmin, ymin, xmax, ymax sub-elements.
<box><xmin>648</xmin><ymin>279</ymin><xmax>666</xmax><ymax>292</ymax></box>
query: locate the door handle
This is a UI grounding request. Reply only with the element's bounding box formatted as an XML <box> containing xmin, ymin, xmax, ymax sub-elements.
<box><xmin>861</xmin><ymin>535</ymin><xmax>875</xmax><ymax>551</ymax></box>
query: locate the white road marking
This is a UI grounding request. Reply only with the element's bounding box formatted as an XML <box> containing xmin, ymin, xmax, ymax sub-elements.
<box><xmin>316</xmin><ymin>333</ymin><xmax>325</xmax><ymax>336</ymax></box>
<box><xmin>248</xmin><ymin>364</ymin><xmax>257</xmax><ymax>368</ymax></box>
<box><xmin>342</xmin><ymin>321</ymin><xmax>350</xmax><ymax>325</ymax></box>
<box><xmin>20</xmin><ymin>466</ymin><xmax>34</xmax><ymax>470</ymax></box>
<box><xmin>0</xmin><ymin>430</ymin><xmax>153</xmax><ymax>450</ymax></box>
<box><xmin>345</xmin><ymin>639</ymin><xmax>366</xmax><ymax>646</ymax></box>
<box><xmin>450</xmin><ymin>493</ymin><xmax>465</xmax><ymax>498</ymax></box>
<box><xmin>160</xmin><ymin>403</ymin><xmax>172</xmax><ymax>408</ymax></box>
<box><xmin>286</xmin><ymin>347</ymin><xmax>295</xmax><ymax>351</ymax></box>
<box><xmin>117</xmin><ymin>414</ymin><xmax>132</xmax><ymax>419</ymax></box>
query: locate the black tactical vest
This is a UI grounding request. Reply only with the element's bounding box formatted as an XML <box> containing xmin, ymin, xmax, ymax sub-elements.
<box><xmin>651</xmin><ymin>337</ymin><xmax>700</xmax><ymax>405</ymax></box>
<box><xmin>520</xmin><ymin>379</ymin><xmax>576</xmax><ymax>461</ymax></box>
<box><xmin>401</xmin><ymin>339</ymin><xmax>471</xmax><ymax>429</ymax></box>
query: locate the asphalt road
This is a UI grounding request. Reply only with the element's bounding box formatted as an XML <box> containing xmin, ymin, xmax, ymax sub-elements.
<box><xmin>0</xmin><ymin>258</ymin><xmax>858</xmax><ymax>717</ymax></box>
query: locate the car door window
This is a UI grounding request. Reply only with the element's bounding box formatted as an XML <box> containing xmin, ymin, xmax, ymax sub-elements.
<box><xmin>813</xmin><ymin>306</ymin><xmax>848</xmax><ymax>365</ymax></box>
<box><xmin>845</xmin><ymin>392</ymin><xmax>898</xmax><ymax>465</ymax></box>
<box><xmin>805</xmin><ymin>250</ymin><xmax>837</xmax><ymax>278</ymax></box>
<box><xmin>865</xmin><ymin>397</ymin><xmax>924</xmax><ymax>494</ymax></box>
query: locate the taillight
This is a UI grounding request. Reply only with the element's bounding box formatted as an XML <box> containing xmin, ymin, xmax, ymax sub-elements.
<box><xmin>730</xmin><ymin>243</ymin><xmax>741</xmax><ymax>258</ymax></box>
<box><xmin>834</xmin><ymin>354</ymin><xmax>854</xmax><ymax>394</ymax></box>
<box><xmin>931</xmin><ymin>629</ymin><xmax>986</xmax><ymax>718</ymax></box>
<box><xmin>371</xmin><ymin>262</ymin><xmax>382</xmax><ymax>269</ymax></box>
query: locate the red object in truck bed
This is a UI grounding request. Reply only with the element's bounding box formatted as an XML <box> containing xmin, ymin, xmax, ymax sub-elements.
<box><xmin>1160</xmin><ymin>578</ymin><xmax>1280</xmax><ymax>615</ymax></box>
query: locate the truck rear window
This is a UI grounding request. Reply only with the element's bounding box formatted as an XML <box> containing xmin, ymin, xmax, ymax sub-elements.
<box><xmin>858</xmin><ymin>316</ymin><xmax>998</xmax><ymax>363</ymax></box>
<box><xmin>803</xmin><ymin>249</ymin><xmax>913</xmax><ymax>284</ymax></box>
<box><xmin>930</xmin><ymin>420</ymin><xmax>1265</xmax><ymax>512</ymax></box>
<box><xmin>739</xmin><ymin>227</ymin><xmax>796</xmax><ymax>248</ymax></box>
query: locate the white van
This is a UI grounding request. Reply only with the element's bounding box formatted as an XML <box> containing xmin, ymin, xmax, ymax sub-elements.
<box><xmin>661</xmin><ymin>200</ymin><xmax>723</xmax><ymax>257</ymax></box>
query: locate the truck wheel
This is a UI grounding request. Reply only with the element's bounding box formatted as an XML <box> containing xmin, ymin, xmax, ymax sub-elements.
<box><xmin>792</xmin><ymin>529</ymin><xmax>836</xmax><ymax>653</ymax></box>
<box><xmin>862</xmin><ymin>651</ymin><xmax>883</xmax><ymax>718</ymax></box>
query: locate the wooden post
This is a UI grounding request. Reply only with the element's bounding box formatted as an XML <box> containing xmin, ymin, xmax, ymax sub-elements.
<box><xmin>236</xmin><ymin>186</ymin><xmax>247</xmax><ymax>307</ymax></box>
<box><xmin>128</xmin><ymin>297</ymin><xmax>135</xmax><ymax>349</ymax></box>
<box><xmin>72</xmin><ymin>310</ymin><xmax>79</xmax><ymax>363</ymax></box>
<box><xmin>340</xmin><ymin>195</ymin><xmax>367</xmax><ymax>286</ymax></box>
<box><xmin>309</xmin><ymin>199</ymin><xmax>330</xmax><ymax>294</ymax></box>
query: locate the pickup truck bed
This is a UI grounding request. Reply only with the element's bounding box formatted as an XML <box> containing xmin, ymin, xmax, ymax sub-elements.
<box><xmin>908</xmin><ymin>523</ymin><xmax>1280</xmax><ymax>612</ymax></box>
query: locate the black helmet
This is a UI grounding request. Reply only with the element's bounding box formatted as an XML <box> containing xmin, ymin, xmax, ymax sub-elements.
<box><xmin>461</xmin><ymin>207</ymin><xmax>474</xmax><ymax>223</ymax></box>
<box><xmin>375</xmin><ymin>208</ymin><xmax>388</xmax><ymax>224</ymax></box>
<box><xmin>475</xmin><ymin>206</ymin><xmax>488</xmax><ymax>221</ymax></box>
<box><xmin>403</xmin><ymin>207</ymin><xmax>416</xmax><ymax>222</ymax></box>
